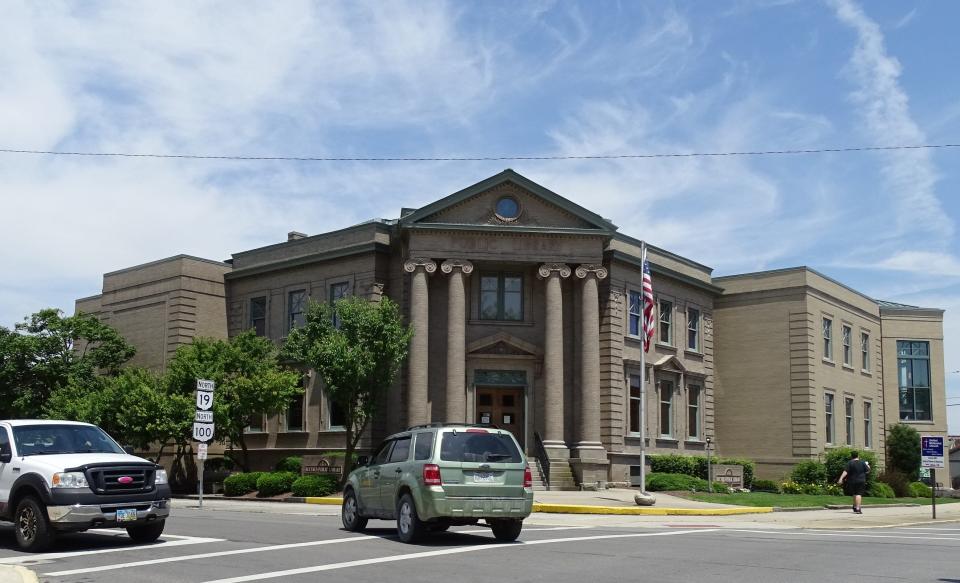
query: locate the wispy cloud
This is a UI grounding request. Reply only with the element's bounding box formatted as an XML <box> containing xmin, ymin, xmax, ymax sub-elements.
<box><xmin>876</xmin><ymin>251</ymin><xmax>960</xmax><ymax>277</ymax></box>
<box><xmin>829</xmin><ymin>0</ymin><xmax>952</xmax><ymax>241</ymax></box>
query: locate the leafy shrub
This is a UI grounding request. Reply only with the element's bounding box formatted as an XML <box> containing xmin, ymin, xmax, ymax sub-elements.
<box><xmin>779</xmin><ymin>481</ymin><xmax>803</xmax><ymax>494</ymax></box>
<box><xmin>887</xmin><ymin>424</ymin><xmax>921</xmax><ymax>481</ymax></box>
<box><xmin>879</xmin><ymin>469</ymin><xmax>911</xmax><ymax>498</ymax></box>
<box><xmin>256</xmin><ymin>471</ymin><xmax>299</xmax><ymax>497</ymax></box>
<box><xmin>646</xmin><ymin>472</ymin><xmax>707</xmax><ymax>492</ymax></box>
<box><xmin>824</xmin><ymin>448</ymin><xmax>877</xmax><ymax>487</ymax></box>
<box><xmin>223</xmin><ymin>472</ymin><xmax>264</xmax><ymax>497</ymax></box>
<box><xmin>275</xmin><ymin>456</ymin><xmax>303</xmax><ymax>473</ymax></box>
<box><xmin>648</xmin><ymin>455</ymin><xmax>756</xmax><ymax>489</ymax></box>
<box><xmin>291</xmin><ymin>475</ymin><xmax>338</xmax><ymax>497</ymax></box>
<box><xmin>751</xmin><ymin>479</ymin><xmax>780</xmax><ymax>493</ymax></box>
<box><xmin>868</xmin><ymin>482</ymin><xmax>895</xmax><ymax>499</ymax></box>
<box><xmin>822</xmin><ymin>483</ymin><xmax>843</xmax><ymax>496</ymax></box>
<box><xmin>909</xmin><ymin>481</ymin><xmax>932</xmax><ymax>498</ymax></box>
<box><xmin>709</xmin><ymin>482</ymin><xmax>731</xmax><ymax>494</ymax></box>
<box><xmin>791</xmin><ymin>461</ymin><xmax>828</xmax><ymax>485</ymax></box>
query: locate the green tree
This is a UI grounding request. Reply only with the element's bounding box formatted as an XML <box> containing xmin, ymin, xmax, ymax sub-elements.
<box><xmin>45</xmin><ymin>368</ymin><xmax>193</xmax><ymax>463</ymax></box>
<box><xmin>283</xmin><ymin>296</ymin><xmax>411</xmax><ymax>485</ymax></box>
<box><xmin>164</xmin><ymin>331</ymin><xmax>302</xmax><ymax>471</ymax></box>
<box><xmin>886</xmin><ymin>423</ymin><xmax>921</xmax><ymax>481</ymax></box>
<box><xmin>0</xmin><ymin>309</ymin><xmax>136</xmax><ymax>417</ymax></box>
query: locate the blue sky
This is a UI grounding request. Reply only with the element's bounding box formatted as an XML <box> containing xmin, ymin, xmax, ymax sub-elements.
<box><xmin>1</xmin><ymin>1</ymin><xmax>959</xmax><ymax>429</ymax></box>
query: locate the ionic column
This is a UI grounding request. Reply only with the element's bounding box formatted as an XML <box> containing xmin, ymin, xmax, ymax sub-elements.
<box><xmin>575</xmin><ymin>263</ymin><xmax>608</xmax><ymax>457</ymax></box>
<box><xmin>441</xmin><ymin>259</ymin><xmax>474</xmax><ymax>422</ymax></box>
<box><xmin>538</xmin><ymin>263</ymin><xmax>571</xmax><ymax>454</ymax></box>
<box><xmin>404</xmin><ymin>258</ymin><xmax>436</xmax><ymax>427</ymax></box>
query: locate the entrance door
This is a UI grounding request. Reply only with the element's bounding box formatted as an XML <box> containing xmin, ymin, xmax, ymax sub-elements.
<box><xmin>475</xmin><ymin>387</ymin><xmax>524</xmax><ymax>449</ymax></box>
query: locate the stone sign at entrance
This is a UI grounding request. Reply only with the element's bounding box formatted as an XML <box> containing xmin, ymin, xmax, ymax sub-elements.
<box><xmin>301</xmin><ymin>455</ymin><xmax>343</xmax><ymax>477</ymax></box>
<box><xmin>710</xmin><ymin>464</ymin><xmax>744</xmax><ymax>489</ymax></box>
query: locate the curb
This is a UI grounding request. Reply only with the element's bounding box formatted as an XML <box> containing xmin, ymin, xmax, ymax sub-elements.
<box><xmin>296</xmin><ymin>497</ymin><xmax>770</xmax><ymax>515</ymax></box>
<box><xmin>0</xmin><ymin>566</ymin><xmax>39</xmax><ymax>583</ymax></box>
<box><xmin>530</xmin><ymin>503</ymin><xmax>773</xmax><ymax>516</ymax></box>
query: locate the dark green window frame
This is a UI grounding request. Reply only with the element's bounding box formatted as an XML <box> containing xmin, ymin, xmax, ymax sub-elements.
<box><xmin>479</xmin><ymin>272</ymin><xmax>523</xmax><ymax>321</ymax></box>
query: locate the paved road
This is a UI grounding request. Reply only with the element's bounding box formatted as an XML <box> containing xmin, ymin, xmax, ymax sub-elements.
<box><xmin>2</xmin><ymin>502</ymin><xmax>959</xmax><ymax>583</ymax></box>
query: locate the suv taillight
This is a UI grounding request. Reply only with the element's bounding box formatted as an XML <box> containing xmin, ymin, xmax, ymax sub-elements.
<box><xmin>423</xmin><ymin>463</ymin><xmax>442</xmax><ymax>486</ymax></box>
<box><xmin>523</xmin><ymin>465</ymin><xmax>533</xmax><ymax>488</ymax></box>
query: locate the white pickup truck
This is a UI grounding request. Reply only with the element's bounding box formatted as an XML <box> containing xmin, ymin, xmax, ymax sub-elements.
<box><xmin>0</xmin><ymin>419</ymin><xmax>171</xmax><ymax>551</ymax></box>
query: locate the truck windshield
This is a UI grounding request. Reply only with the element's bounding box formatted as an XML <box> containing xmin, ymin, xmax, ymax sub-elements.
<box><xmin>12</xmin><ymin>425</ymin><xmax>125</xmax><ymax>456</ymax></box>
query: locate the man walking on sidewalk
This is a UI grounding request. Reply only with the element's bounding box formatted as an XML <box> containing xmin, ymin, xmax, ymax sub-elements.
<box><xmin>838</xmin><ymin>451</ymin><xmax>870</xmax><ymax>514</ymax></box>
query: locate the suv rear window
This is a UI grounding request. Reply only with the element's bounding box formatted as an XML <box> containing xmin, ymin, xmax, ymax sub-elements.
<box><xmin>439</xmin><ymin>431</ymin><xmax>522</xmax><ymax>463</ymax></box>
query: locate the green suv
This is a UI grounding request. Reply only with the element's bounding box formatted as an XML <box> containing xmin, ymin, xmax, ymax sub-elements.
<box><xmin>341</xmin><ymin>424</ymin><xmax>533</xmax><ymax>543</ymax></box>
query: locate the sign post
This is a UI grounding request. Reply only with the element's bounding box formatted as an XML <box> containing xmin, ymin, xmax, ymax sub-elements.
<box><xmin>921</xmin><ymin>436</ymin><xmax>944</xmax><ymax>520</ymax></box>
<box><xmin>194</xmin><ymin>379</ymin><xmax>215</xmax><ymax>509</ymax></box>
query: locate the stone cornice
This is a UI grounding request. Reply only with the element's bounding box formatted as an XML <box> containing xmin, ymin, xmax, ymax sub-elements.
<box><xmin>404</xmin><ymin>222</ymin><xmax>610</xmax><ymax>238</ymax></box>
<box><xmin>225</xmin><ymin>242</ymin><xmax>389</xmax><ymax>280</ymax></box>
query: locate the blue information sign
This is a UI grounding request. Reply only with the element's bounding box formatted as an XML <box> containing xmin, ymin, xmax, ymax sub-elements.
<box><xmin>921</xmin><ymin>436</ymin><xmax>944</xmax><ymax>468</ymax></box>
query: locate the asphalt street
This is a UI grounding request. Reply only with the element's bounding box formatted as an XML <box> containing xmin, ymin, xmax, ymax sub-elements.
<box><xmin>1</xmin><ymin>502</ymin><xmax>959</xmax><ymax>583</ymax></box>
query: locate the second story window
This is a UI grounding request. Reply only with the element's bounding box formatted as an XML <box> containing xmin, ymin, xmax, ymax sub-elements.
<box><xmin>861</xmin><ymin>332</ymin><xmax>870</xmax><ymax>371</ymax></box>
<box><xmin>628</xmin><ymin>291</ymin><xmax>642</xmax><ymax>337</ymax></box>
<box><xmin>480</xmin><ymin>272</ymin><xmax>523</xmax><ymax>321</ymax></box>
<box><xmin>330</xmin><ymin>282</ymin><xmax>349</xmax><ymax>328</ymax></box>
<box><xmin>687</xmin><ymin>308</ymin><xmax>700</xmax><ymax>351</ymax></box>
<box><xmin>842</xmin><ymin>325</ymin><xmax>852</xmax><ymax>366</ymax></box>
<box><xmin>822</xmin><ymin>317</ymin><xmax>833</xmax><ymax>360</ymax></box>
<box><xmin>658</xmin><ymin>299</ymin><xmax>672</xmax><ymax>345</ymax></box>
<box><xmin>288</xmin><ymin>290</ymin><xmax>306</xmax><ymax>330</ymax></box>
<box><xmin>250</xmin><ymin>296</ymin><xmax>266</xmax><ymax>336</ymax></box>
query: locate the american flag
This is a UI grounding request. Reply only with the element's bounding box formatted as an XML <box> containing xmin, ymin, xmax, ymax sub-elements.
<box><xmin>641</xmin><ymin>247</ymin><xmax>655</xmax><ymax>352</ymax></box>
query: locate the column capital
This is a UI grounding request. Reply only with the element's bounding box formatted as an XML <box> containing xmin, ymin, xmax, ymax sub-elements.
<box><xmin>537</xmin><ymin>263</ymin><xmax>572</xmax><ymax>279</ymax></box>
<box><xmin>575</xmin><ymin>264</ymin><xmax>608</xmax><ymax>280</ymax></box>
<box><xmin>440</xmin><ymin>258</ymin><xmax>474</xmax><ymax>275</ymax></box>
<box><xmin>403</xmin><ymin>258</ymin><xmax>437</xmax><ymax>274</ymax></box>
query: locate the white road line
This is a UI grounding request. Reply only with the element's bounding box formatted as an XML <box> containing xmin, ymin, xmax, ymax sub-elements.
<box><xmin>43</xmin><ymin>526</ymin><xmax>592</xmax><ymax>577</ymax></box>
<box><xmin>454</xmin><ymin>526</ymin><xmax>593</xmax><ymax>534</ymax></box>
<box><xmin>85</xmin><ymin>529</ymin><xmax>198</xmax><ymax>540</ymax></box>
<box><xmin>43</xmin><ymin>535</ymin><xmax>379</xmax><ymax>577</ymax></box>
<box><xmin>727</xmin><ymin>529</ymin><xmax>960</xmax><ymax>542</ymax></box>
<box><xmin>893</xmin><ymin>527</ymin><xmax>960</xmax><ymax>532</ymax></box>
<box><xmin>0</xmin><ymin>536</ymin><xmax>223</xmax><ymax>565</ymax></box>
<box><xmin>200</xmin><ymin>529</ymin><xmax>720</xmax><ymax>583</ymax></box>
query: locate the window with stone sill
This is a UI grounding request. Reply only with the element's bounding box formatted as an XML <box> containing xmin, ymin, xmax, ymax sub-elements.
<box><xmin>628</xmin><ymin>291</ymin><xmax>642</xmax><ymax>337</ymax></box>
<box><xmin>822</xmin><ymin>317</ymin><xmax>833</xmax><ymax>360</ymax></box>
<box><xmin>842</xmin><ymin>325</ymin><xmax>852</xmax><ymax>367</ymax></box>
<box><xmin>330</xmin><ymin>281</ymin><xmax>349</xmax><ymax>328</ymax></box>
<box><xmin>250</xmin><ymin>296</ymin><xmax>266</xmax><ymax>337</ymax></box>
<box><xmin>825</xmin><ymin>392</ymin><xmax>835</xmax><ymax>444</ymax></box>
<box><xmin>629</xmin><ymin>374</ymin><xmax>642</xmax><ymax>434</ymax></box>
<box><xmin>687</xmin><ymin>308</ymin><xmax>700</xmax><ymax>351</ymax></box>
<box><xmin>285</xmin><ymin>392</ymin><xmax>305</xmax><ymax>432</ymax></box>
<box><xmin>898</xmin><ymin>340</ymin><xmax>931</xmax><ymax>421</ymax></box>
<box><xmin>687</xmin><ymin>385</ymin><xmax>701</xmax><ymax>440</ymax></box>
<box><xmin>288</xmin><ymin>289</ymin><xmax>307</xmax><ymax>331</ymax></box>
<box><xmin>659</xmin><ymin>379</ymin><xmax>673</xmax><ymax>437</ymax></box>
<box><xmin>479</xmin><ymin>272</ymin><xmax>523</xmax><ymax>321</ymax></box>
<box><xmin>844</xmin><ymin>397</ymin><xmax>854</xmax><ymax>446</ymax></box>
<box><xmin>861</xmin><ymin>332</ymin><xmax>870</xmax><ymax>371</ymax></box>
<box><xmin>658</xmin><ymin>299</ymin><xmax>673</xmax><ymax>345</ymax></box>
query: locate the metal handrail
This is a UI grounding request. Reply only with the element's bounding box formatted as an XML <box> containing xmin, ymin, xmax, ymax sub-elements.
<box><xmin>533</xmin><ymin>431</ymin><xmax>550</xmax><ymax>491</ymax></box>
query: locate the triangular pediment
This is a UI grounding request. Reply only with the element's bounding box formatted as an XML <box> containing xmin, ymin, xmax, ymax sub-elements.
<box><xmin>400</xmin><ymin>170</ymin><xmax>617</xmax><ymax>234</ymax></box>
<box><xmin>652</xmin><ymin>355</ymin><xmax>687</xmax><ymax>373</ymax></box>
<box><xmin>467</xmin><ymin>332</ymin><xmax>541</xmax><ymax>358</ymax></box>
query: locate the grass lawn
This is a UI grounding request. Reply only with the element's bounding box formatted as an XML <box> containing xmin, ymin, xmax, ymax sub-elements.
<box><xmin>678</xmin><ymin>491</ymin><xmax>960</xmax><ymax>508</ymax></box>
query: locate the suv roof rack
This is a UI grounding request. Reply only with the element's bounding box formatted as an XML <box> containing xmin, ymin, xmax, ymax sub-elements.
<box><xmin>406</xmin><ymin>422</ymin><xmax>498</xmax><ymax>431</ymax></box>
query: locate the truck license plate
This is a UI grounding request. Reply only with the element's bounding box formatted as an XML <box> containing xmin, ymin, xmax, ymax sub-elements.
<box><xmin>116</xmin><ymin>509</ymin><xmax>137</xmax><ymax>522</ymax></box>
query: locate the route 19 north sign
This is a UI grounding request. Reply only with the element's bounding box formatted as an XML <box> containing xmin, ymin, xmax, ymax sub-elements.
<box><xmin>193</xmin><ymin>379</ymin><xmax>215</xmax><ymax>443</ymax></box>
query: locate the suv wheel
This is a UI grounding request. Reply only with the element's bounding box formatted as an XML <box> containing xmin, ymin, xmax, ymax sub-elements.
<box><xmin>396</xmin><ymin>493</ymin><xmax>425</xmax><ymax>543</ymax></box>
<box><xmin>341</xmin><ymin>490</ymin><xmax>368</xmax><ymax>532</ymax></box>
<box><xmin>127</xmin><ymin>520</ymin><xmax>165</xmax><ymax>543</ymax></box>
<box><xmin>14</xmin><ymin>496</ymin><xmax>55</xmax><ymax>552</ymax></box>
<box><xmin>490</xmin><ymin>519</ymin><xmax>523</xmax><ymax>542</ymax></box>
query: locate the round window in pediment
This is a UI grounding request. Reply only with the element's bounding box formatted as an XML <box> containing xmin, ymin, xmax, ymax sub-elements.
<box><xmin>495</xmin><ymin>196</ymin><xmax>522</xmax><ymax>222</ymax></box>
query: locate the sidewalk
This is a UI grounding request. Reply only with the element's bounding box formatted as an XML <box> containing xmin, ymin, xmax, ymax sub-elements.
<box><xmin>0</xmin><ymin>566</ymin><xmax>37</xmax><ymax>583</ymax></box>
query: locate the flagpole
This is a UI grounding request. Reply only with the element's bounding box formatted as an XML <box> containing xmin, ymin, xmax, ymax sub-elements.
<box><xmin>639</xmin><ymin>242</ymin><xmax>647</xmax><ymax>494</ymax></box>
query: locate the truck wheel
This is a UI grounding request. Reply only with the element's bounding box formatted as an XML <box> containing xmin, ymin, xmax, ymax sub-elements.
<box><xmin>490</xmin><ymin>519</ymin><xmax>523</xmax><ymax>542</ymax></box>
<box><xmin>126</xmin><ymin>520</ymin><xmax>165</xmax><ymax>543</ymax></box>
<box><xmin>14</xmin><ymin>496</ymin><xmax>55</xmax><ymax>552</ymax></box>
<box><xmin>396</xmin><ymin>493</ymin><xmax>425</xmax><ymax>543</ymax></box>
<box><xmin>341</xmin><ymin>490</ymin><xmax>368</xmax><ymax>532</ymax></box>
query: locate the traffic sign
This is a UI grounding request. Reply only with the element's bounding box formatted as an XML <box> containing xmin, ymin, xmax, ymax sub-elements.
<box><xmin>195</xmin><ymin>410</ymin><xmax>214</xmax><ymax>423</ymax></box>
<box><xmin>921</xmin><ymin>436</ymin><xmax>945</xmax><ymax>469</ymax></box>
<box><xmin>193</xmin><ymin>422</ymin><xmax>215</xmax><ymax>442</ymax></box>
<box><xmin>196</xmin><ymin>391</ymin><xmax>214</xmax><ymax>411</ymax></box>
<box><xmin>196</xmin><ymin>379</ymin><xmax>215</xmax><ymax>392</ymax></box>
<box><xmin>197</xmin><ymin>443</ymin><xmax>208</xmax><ymax>460</ymax></box>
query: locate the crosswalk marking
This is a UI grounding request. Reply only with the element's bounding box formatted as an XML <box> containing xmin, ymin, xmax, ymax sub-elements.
<box><xmin>0</xmin><ymin>535</ymin><xmax>222</xmax><ymax>565</ymax></box>
<box><xmin>200</xmin><ymin>529</ymin><xmax>720</xmax><ymax>583</ymax></box>
<box><xmin>728</xmin><ymin>529</ymin><xmax>960</xmax><ymax>542</ymax></box>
